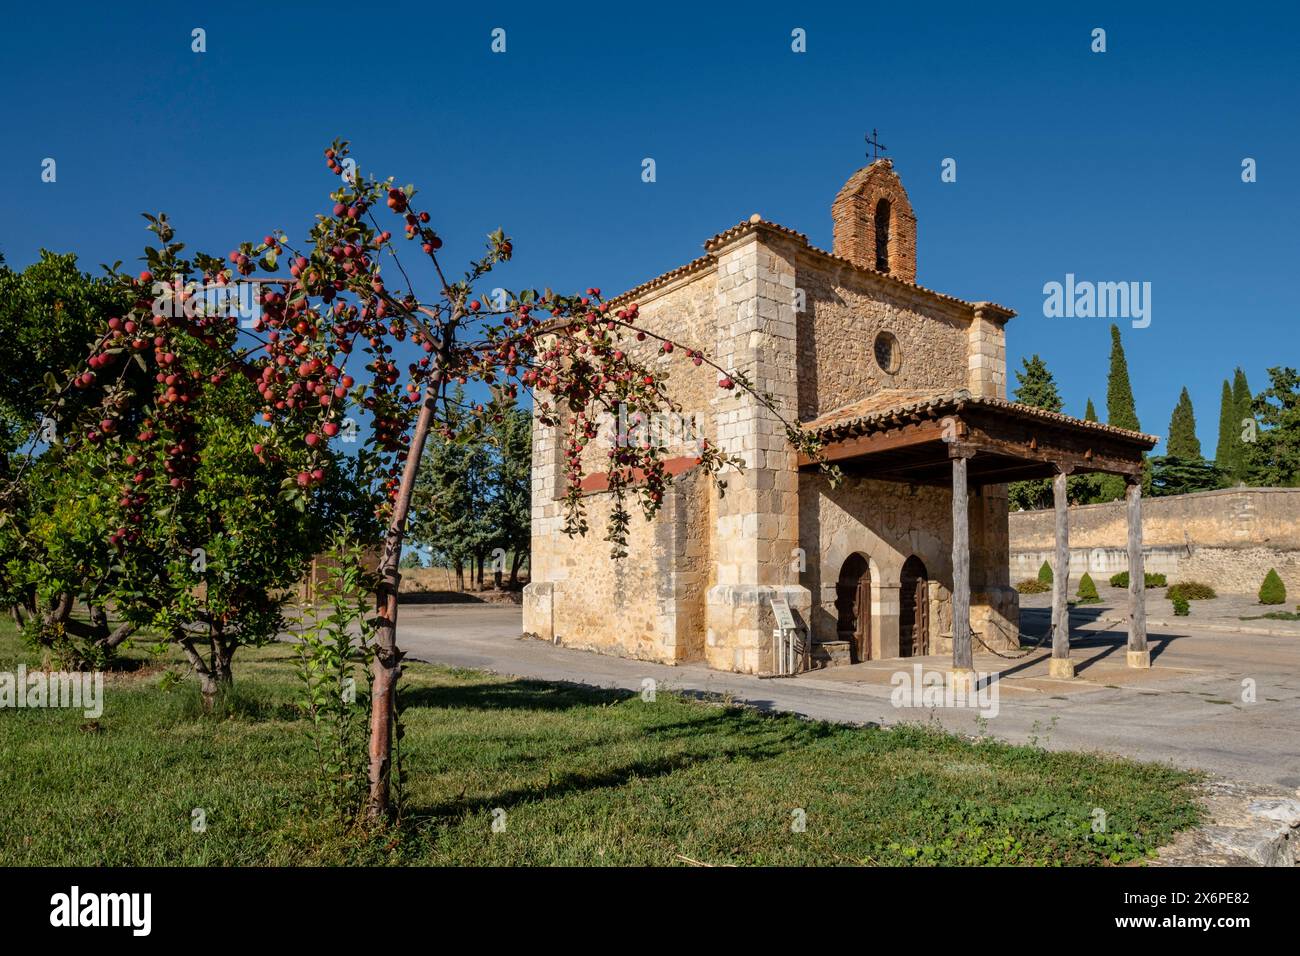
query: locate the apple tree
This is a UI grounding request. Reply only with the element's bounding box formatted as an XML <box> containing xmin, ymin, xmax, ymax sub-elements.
<box><xmin>30</xmin><ymin>140</ymin><xmax>827</xmax><ymax>817</ymax></box>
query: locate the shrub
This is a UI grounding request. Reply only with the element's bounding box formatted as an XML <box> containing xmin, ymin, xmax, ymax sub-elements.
<box><xmin>1076</xmin><ymin>573</ymin><xmax>1101</xmax><ymax>604</ymax></box>
<box><xmin>1037</xmin><ymin>560</ymin><xmax>1054</xmax><ymax>585</ymax></box>
<box><xmin>1258</xmin><ymin>568</ymin><xmax>1286</xmax><ymax>605</ymax></box>
<box><xmin>1109</xmin><ymin>571</ymin><xmax>1166</xmax><ymax>588</ymax></box>
<box><xmin>1167</xmin><ymin>581</ymin><xmax>1217</xmax><ymax>602</ymax></box>
<box><xmin>1172</xmin><ymin>595</ymin><xmax>1190</xmax><ymax>616</ymax></box>
<box><xmin>1016</xmin><ymin>578</ymin><xmax>1051</xmax><ymax>594</ymax></box>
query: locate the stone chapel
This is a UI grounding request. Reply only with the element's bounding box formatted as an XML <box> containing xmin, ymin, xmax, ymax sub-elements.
<box><xmin>523</xmin><ymin>159</ymin><xmax>1156</xmax><ymax>677</ymax></box>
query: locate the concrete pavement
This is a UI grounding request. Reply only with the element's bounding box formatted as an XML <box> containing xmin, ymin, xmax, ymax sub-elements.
<box><xmin>394</xmin><ymin>600</ymin><xmax>1300</xmax><ymax>790</ymax></box>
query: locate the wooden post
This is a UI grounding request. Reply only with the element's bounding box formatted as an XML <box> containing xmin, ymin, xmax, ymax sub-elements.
<box><xmin>1126</xmin><ymin>476</ymin><xmax>1150</xmax><ymax>668</ymax></box>
<box><xmin>1049</xmin><ymin>468</ymin><xmax>1075</xmax><ymax>679</ymax></box>
<box><xmin>950</xmin><ymin>452</ymin><xmax>973</xmax><ymax>683</ymax></box>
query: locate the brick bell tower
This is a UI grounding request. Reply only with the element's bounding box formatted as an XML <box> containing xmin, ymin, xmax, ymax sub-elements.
<box><xmin>831</xmin><ymin>158</ymin><xmax>917</xmax><ymax>282</ymax></box>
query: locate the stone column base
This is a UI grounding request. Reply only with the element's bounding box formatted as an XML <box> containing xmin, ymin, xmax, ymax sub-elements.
<box><xmin>1048</xmin><ymin>657</ymin><xmax>1076</xmax><ymax>679</ymax></box>
<box><xmin>1126</xmin><ymin>649</ymin><xmax>1151</xmax><ymax>669</ymax></box>
<box><xmin>705</xmin><ymin>584</ymin><xmax>811</xmax><ymax>674</ymax></box>
<box><xmin>522</xmin><ymin>581</ymin><xmax>555</xmax><ymax>642</ymax></box>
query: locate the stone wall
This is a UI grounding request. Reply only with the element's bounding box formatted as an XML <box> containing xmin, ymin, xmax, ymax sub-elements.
<box><xmin>800</xmin><ymin>474</ymin><xmax>1018</xmax><ymax>656</ymax></box>
<box><xmin>795</xmin><ymin>254</ymin><xmax>971</xmax><ymax>420</ymax></box>
<box><xmin>1008</xmin><ymin>487</ymin><xmax>1300</xmax><ymax>596</ymax></box>
<box><xmin>524</xmin><ymin>266</ymin><xmax>720</xmax><ymax>662</ymax></box>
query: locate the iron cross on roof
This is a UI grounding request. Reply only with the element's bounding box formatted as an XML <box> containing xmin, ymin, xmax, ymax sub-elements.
<box><xmin>864</xmin><ymin>128</ymin><xmax>888</xmax><ymax>161</ymax></box>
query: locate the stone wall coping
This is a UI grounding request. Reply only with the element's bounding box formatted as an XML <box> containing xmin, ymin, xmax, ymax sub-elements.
<box><xmin>1011</xmin><ymin>485</ymin><xmax>1300</xmax><ymax>517</ymax></box>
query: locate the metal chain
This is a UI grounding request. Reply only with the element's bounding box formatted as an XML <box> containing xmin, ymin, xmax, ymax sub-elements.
<box><xmin>972</xmin><ymin>624</ymin><xmax>1053</xmax><ymax>660</ymax></box>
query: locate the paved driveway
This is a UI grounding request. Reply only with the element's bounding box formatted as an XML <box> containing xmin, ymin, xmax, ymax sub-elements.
<box><xmin>395</xmin><ymin>601</ymin><xmax>1300</xmax><ymax>790</ymax></box>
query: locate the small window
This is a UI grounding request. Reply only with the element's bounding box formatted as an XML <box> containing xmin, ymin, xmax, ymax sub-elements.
<box><xmin>874</xmin><ymin>331</ymin><xmax>901</xmax><ymax>374</ymax></box>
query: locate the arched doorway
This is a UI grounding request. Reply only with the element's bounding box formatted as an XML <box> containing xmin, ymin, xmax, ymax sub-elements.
<box><xmin>899</xmin><ymin>556</ymin><xmax>929</xmax><ymax>657</ymax></box>
<box><xmin>835</xmin><ymin>554</ymin><xmax>872</xmax><ymax>663</ymax></box>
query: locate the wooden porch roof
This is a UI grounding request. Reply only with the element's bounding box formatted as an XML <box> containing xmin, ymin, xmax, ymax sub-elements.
<box><xmin>798</xmin><ymin>389</ymin><xmax>1158</xmax><ymax>487</ymax></box>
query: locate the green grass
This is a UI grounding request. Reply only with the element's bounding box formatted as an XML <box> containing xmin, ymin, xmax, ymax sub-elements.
<box><xmin>0</xmin><ymin>619</ymin><xmax>1201</xmax><ymax>866</ymax></box>
<box><xmin>1241</xmin><ymin>610</ymin><xmax>1300</xmax><ymax>622</ymax></box>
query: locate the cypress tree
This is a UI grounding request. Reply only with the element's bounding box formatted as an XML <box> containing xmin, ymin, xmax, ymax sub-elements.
<box><xmin>1214</xmin><ymin>379</ymin><xmax>1236</xmax><ymax>476</ymax></box>
<box><xmin>1069</xmin><ymin>397</ymin><xmax>1105</xmax><ymax>503</ymax></box>
<box><xmin>1097</xmin><ymin>325</ymin><xmax>1142</xmax><ymax>501</ymax></box>
<box><xmin>1106</xmin><ymin>324</ymin><xmax>1140</xmax><ymax>431</ymax></box>
<box><xmin>1166</xmin><ymin>386</ymin><xmax>1201</xmax><ymax>460</ymax></box>
<box><xmin>1231</xmin><ymin>367</ymin><xmax>1253</xmax><ymax>480</ymax></box>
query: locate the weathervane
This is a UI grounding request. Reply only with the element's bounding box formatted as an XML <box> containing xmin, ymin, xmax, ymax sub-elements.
<box><xmin>864</xmin><ymin>128</ymin><xmax>888</xmax><ymax>161</ymax></box>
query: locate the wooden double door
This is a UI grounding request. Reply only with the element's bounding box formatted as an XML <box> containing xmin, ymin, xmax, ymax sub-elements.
<box><xmin>835</xmin><ymin>554</ymin><xmax>872</xmax><ymax>663</ymax></box>
<box><xmin>899</xmin><ymin>556</ymin><xmax>929</xmax><ymax>657</ymax></box>
<box><xmin>836</xmin><ymin>554</ymin><xmax>930</xmax><ymax>661</ymax></box>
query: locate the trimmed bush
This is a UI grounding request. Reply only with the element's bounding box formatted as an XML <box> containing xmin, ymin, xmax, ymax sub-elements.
<box><xmin>1167</xmin><ymin>581</ymin><xmax>1217</xmax><ymax>602</ymax></box>
<box><xmin>1016</xmin><ymin>578</ymin><xmax>1051</xmax><ymax>594</ymax></box>
<box><xmin>1172</xmin><ymin>595</ymin><xmax>1190</xmax><ymax>616</ymax></box>
<box><xmin>1109</xmin><ymin>571</ymin><xmax>1167</xmax><ymax>588</ymax></box>
<box><xmin>1258</xmin><ymin>568</ymin><xmax>1286</xmax><ymax>605</ymax></box>
<box><xmin>1076</xmin><ymin>572</ymin><xmax>1101</xmax><ymax>604</ymax></box>
<box><xmin>1037</xmin><ymin>560</ymin><xmax>1054</xmax><ymax>585</ymax></box>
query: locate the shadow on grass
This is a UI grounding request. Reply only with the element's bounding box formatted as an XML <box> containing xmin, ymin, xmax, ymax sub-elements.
<box><xmin>399</xmin><ymin>677</ymin><xmax>637</xmax><ymax>713</ymax></box>
<box><xmin>403</xmin><ymin>712</ymin><xmax>828</xmax><ymax>827</ymax></box>
<box><xmin>389</xmin><ymin>675</ymin><xmax>847</xmax><ymax>830</ymax></box>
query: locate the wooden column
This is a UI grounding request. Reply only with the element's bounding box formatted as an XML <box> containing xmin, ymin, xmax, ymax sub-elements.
<box><xmin>1049</xmin><ymin>468</ymin><xmax>1075</xmax><ymax>679</ymax></box>
<box><xmin>1126</xmin><ymin>476</ymin><xmax>1151</xmax><ymax>668</ymax></box>
<box><xmin>950</xmin><ymin>452</ymin><xmax>973</xmax><ymax>680</ymax></box>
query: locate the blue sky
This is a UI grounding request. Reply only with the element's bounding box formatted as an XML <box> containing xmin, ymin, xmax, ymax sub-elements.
<box><xmin>2</xmin><ymin>1</ymin><xmax>1295</xmax><ymax>455</ymax></box>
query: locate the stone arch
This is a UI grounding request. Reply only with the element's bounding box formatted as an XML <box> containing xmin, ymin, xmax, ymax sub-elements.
<box><xmin>831</xmin><ymin>159</ymin><xmax>917</xmax><ymax>282</ymax></box>
<box><xmin>834</xmin><ymin>552</ymin><xmax>872</xmax><ymax>662</ymax></box>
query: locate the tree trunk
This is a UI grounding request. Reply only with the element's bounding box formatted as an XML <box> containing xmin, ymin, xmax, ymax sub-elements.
<box><xmin>367</xmin><ymin>390</ymin><xmax>437</xmax><ymax>820</ymax></box>
<box><xmin>508</xmin><ymin>550</ymin><xmax>524</xmax><ymax>589</ymax></box>
<box><xmin>178</xmin><ymin>633</ymin><xmax>226</xmax><ymax>713</ymax></box>
<box><xmin>176</xmin><ymin>623</ymin><xmax>235</xmax><ymax>713</ymax></box>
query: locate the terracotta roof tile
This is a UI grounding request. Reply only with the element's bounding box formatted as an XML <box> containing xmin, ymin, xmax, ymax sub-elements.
<box><xmin>804</xmin><ymin>388</ymin><xmax>1158</xmax><ymax>446</ymax></box>
<box><xmin>605</xmin><ymin>217</ymin><xmax>1015</xmax><ymax>318</ymax></box>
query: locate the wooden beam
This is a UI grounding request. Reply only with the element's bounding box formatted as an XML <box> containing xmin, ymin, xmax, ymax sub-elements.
<box><xmin>1126</xmin><ymin>478</ymin><xmax>1150</xmax><ymax>668</ymax></box>
<box><xmin>1049</xmin><ymin>469</ymin><xmax>1075</xmax><ymax>679</ymax></box>
<box><xmin>951</xmin><ymin>452</ymin><xmax>973</xmax><ymax>676</ymax></box>
<box><xmin>798</xmin><ymin>418</ymin><xmax>948</xmax><ymax>466</ymax></box>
